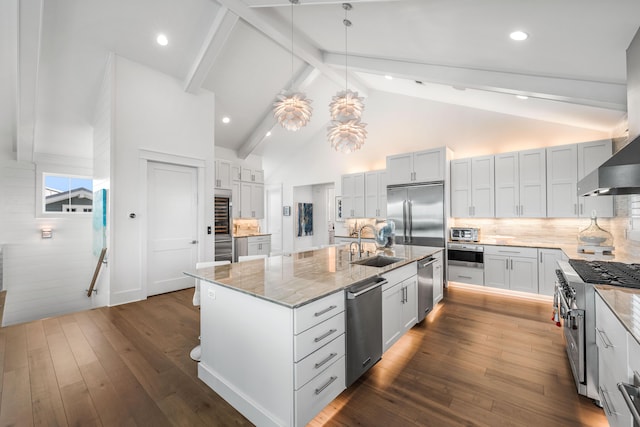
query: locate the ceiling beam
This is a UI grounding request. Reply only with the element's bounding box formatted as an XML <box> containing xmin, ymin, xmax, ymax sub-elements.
<box><xmin>324</xmin><ymin>52</ymin><xmax>627</xmax><ymax>111</ymax></box>
<box><xmin>184</xmin><ymin>6</ymin><xmax>238</xmax><ymax>93</ymax></box>
<box><xmin>16</xmin><ymin>0</ymin><xmax>44</xmax><ymax>163</ymax></box>
<box><xmin>237</xmin><ymin>64</ymin><xmax>320</xmax><ymax>159</ymax></box>
<box><xmin>215</xmin><ymin>0</ymin><xmax>367</xmax><ymax>96</ymax></box>
<box><xmin>245</xmin><ymin>0</ymin><xmax>404</xmax><ymax>7</ymax></box>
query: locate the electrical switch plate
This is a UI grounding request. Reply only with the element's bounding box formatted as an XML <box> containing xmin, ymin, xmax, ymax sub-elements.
<box><xmin>208</xmin><ymin>288</ymin><xmax>216</xmax><ymax>299</ymax></box>
<box><xmin>207</xmin><ymin>226</ymin><xmax>211</xmax><ymax>234</ymax></box>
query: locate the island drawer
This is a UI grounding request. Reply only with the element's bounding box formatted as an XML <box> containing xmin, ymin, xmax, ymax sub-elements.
<box><xmin>294</xmin><ymin>312</ymin><xmax>345</xmax><ymax>362</ymax></box>
<box><xmin>295</xmin><ymin>355</ymin><xmax>345</xmax><ymax>427</ymax></box>
<box><xmin>294</xmin><ymin>291</ymin><xmax>345</xmax><ymax>335</ymax></box>
<box><xmin>294</xmin><ymin>334</ymin><xmax>345</xmax><ymax>390</ymax></box>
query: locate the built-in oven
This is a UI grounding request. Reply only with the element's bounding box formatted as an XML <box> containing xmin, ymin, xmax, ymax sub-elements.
<box><xmin>214</xmin><ymin>190</ymin><xmax>233</xmax><ymax>262</ymax></box>
<box><xmin>447</xmin><ymin>243</ymin><xmax>484</xmax><ymax>285</ymax></box>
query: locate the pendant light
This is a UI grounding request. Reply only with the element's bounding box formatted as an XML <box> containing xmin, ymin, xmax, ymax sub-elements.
<box><xmin>273</xmin><ymin>0</ymin><xmax>313</xmax><ymax>131</ymax></box>
<box><xmin>327</xmin><ymin>3</ymin><xmax>367</xmax><ymax>153</ymax></box>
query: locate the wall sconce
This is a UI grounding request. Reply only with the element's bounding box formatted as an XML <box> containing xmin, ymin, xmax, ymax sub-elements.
<box><xmin>41</xmin><ymin>228</ymin><xmax>53</xmax><ymax>239</ymax></box>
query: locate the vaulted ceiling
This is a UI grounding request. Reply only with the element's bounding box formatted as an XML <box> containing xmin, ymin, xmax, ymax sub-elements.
<box><xmin>3</xmin><ymin>0</ymin><xmax>640</xmax><ymax>171</ymax></box>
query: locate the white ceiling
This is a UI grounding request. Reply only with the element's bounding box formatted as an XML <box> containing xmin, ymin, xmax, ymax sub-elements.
<box><xmin>3</xmin><ymin>0</ymin><xmax>640</xmax><ymax>168</ymax></box>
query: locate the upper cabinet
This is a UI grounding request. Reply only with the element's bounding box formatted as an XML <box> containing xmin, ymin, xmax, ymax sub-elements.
<box><xmin>239</xmin><ymin>182</ymin><xmax>264</xmax><ymax>219</ymax></box>
<box><xmin>224</xmin><ymin>159</ymin><xmax>265</xmax><ymax>219</ymax></box>
<box><xmin>495</xmin><ymin>148</ymin><xmax>546</xmax><ymax>218</ymax></box>
<box><xmin>241</xmin><ymin>167</ymin><xmax>264</xmax><ymax>184</ymax></box>
<box><xmin>451</xmin><ymin>155</ymin><xmax>494</xmax><ymax>218</ymax></box>
<box><xmin>386</xmin><ymin>147</ymin><xmax>446</xmax><ymax>185</ymax></box>
<box><xmin>547</xmin><ymin>140</ymin><xmax>613</xmax><ymax>218</ymax></box>
<box><xmin>341</xmin><ymin>173</ymin><xmax>365</xmax><ymax>218</ymax></box>
<box><xmin>365</xmin><ymin>170</ymin><xmax>387</xmax><ymax>219</ymax></box>
<box><xmin>215</xmin><ymin>159</ymin><xmax>232</xmax><ymax>189</ymax></box>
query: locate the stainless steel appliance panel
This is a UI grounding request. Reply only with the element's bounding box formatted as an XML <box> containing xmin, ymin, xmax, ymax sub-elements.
<box><xmin>387</xmin><ymin>182</ymin><xmax>445</xmax><ymax>247</ymax></box>
<box><xmin>214</xmin><ymin>236</ymin><xmax>233</xmax><ymax>262</ymax></box>
<box><xmin>417</xmin><ymin>257</ymin><xmax>436</xmax><ymax>322</ymax></box>
<box><xmin>345</xmin><ymin>277</ymin><xmax>384</xmax><ymax>387</ymax></box>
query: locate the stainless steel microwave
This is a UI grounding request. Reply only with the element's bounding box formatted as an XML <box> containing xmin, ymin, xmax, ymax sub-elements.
<box><xmin>450</xmin><ymin>227</ymin><xmax>479</xmax><ymax>242</ymax></box>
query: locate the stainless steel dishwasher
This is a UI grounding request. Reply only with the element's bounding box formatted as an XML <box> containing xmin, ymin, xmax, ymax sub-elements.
<box><xmin>417</xmin><ymin>256</ymin><xmax>437</xmax><ymax>322</ymax></box>
<box><xmin>345</xmin><ymin>276</ymin><xmax>386</xmax><ymax>387</ymax></box>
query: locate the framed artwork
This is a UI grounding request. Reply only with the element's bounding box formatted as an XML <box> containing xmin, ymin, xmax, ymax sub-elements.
<box><xmin>335</xmin><ymin>196</ymin><xmax>344</xmax><ymax>222</ymax></box>
<box><xmin>283</xmin><ymin>205</ymin><xmax>291</xmax><ymax>216</ymax></box>
<box><xmin>297</xmin><ymin>203</ymin><xmax>313</xmax><ymax>237</ymax></box>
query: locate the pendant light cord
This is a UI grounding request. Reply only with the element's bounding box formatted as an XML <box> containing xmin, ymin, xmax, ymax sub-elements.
<box><xmin>344</xmin><ymin>7</ymin><xmax>348</xmax><ymax>92</ymax></box>
<box><xmin>290</xmin><ymin>0</ymin><xmax>294</xmax><ymax>90</ymax></box>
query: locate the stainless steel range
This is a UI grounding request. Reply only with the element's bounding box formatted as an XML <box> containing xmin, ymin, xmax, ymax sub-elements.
<box><xmin>555</xmin><ymin>259</ymin><xmax>640</xmax><ymax>401</ymax></box>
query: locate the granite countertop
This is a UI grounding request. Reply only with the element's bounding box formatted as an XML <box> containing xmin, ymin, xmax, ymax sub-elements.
<box><xmin>185</xmin><ymin>244</ymin><xmax>442</xmax><ymax>309</ymax></box>
<box><xmin>449</xmin><ymin>238</ymin><xmax>637</xmax><ymax>264</ymax></box>
<box><xmin>595</xmin><ymin>285</ymin><xmax>640</xmax><ymax>345</ymax></box>
<box><xmin>233</xmin><ymin>233</ymin><xmax>272</xmax><ymax>238</ymax></box>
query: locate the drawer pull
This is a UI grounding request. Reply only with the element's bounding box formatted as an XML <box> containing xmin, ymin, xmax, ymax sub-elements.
<box><xmin>314</xmin><ymin>329</ymin><xmax>337</xmax><ymax>343</ymax></box>
<box><xmin>458</xmin><ymin>275</ymin><xmax>472</xmax><ymax>279</ymax></box>
<box><xmin>315</xmin><ymin>376</ymin><xmax>338</xmax><ymax>395</ymax></box>
<box><xmin>600</xmin><ymin>386</ymin><xmax>619</xmax><ymax>417</ymax></box>
<box><xmin>595</xmin><ymin>327</ymin><xmax>614</xmax><ymax>348</ymax></box>
<box><xmin>314</xmin><ymin>305</ymin><xmax>337</xmax><ymax>317</ymax></box>
<box><xmin>314</xmin><ymin>352</ymin><xmax>338</xmax><ymax>369</ymax></box>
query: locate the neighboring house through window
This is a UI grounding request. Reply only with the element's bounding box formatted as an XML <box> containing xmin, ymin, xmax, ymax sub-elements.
<box><xmin>43</xmin><ymin>174</ymin><xmax>93</xmax><ymax>213</ymax></box>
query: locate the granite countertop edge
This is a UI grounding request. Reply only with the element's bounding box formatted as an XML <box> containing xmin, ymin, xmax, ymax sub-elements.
<box><xmin>185</xmin><ymin>245</ymin><xmax>443</xmax><ymax>309</ymax></box>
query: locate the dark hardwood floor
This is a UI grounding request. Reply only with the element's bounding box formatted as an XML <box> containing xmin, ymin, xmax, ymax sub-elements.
<box><xmin>0</xmin><ymin>285</ymin><xmax>606</xmax><ymax>426</ymax></box>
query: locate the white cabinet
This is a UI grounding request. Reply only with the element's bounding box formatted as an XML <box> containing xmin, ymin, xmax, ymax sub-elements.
<box><xmin>595</xmin><ymin>294</ymin><xmax>632</xmax><ymax>427</ymax></box>
<box><xmin>386</xmin><ymin>147</ymin><xmax>446</xmax><ymax>185</ymax></box>
<box><xmin>484</xmin><ymin>246</ymin><xmax>538</xmax><ymax>293</ymax></box>
<box><xmin>238</xmin><ymin>182</ymin><xmax>264</xmax><ymax>219</ymax></box>
<box><xmin>381</xmin><ymin>263</ymin><xmax>418</xmax><ymax>353</ymax></box>
<box><xmin>231</xmin><ymin>181</ymin><xmax>241</xmax><ymax>219</ymax></box>
<box><xmin>495</xmin><ymin>148</ymin><xmax>546</xmax><ymax>218</ymax></box>
<box><xmin>537</xmin><ymin>248</ymin><xmax>567</xmax><ymax>296</ymax></box>
<box><xmin>546</xmin><ymin>140</ymin><xmax>613</xmax><ymax>218</ymax></box>
<box><xmin>433</xmin><ymin>252</ymin><xmax>444</xmax><ymax>305</ymax></box>
<box><xmin>215</xmin><ymin>159</ymin><xmax>232</xmax><ymax>189</ymax></box>
<box><xmin>341</xmin><ymin>173</ymin><xmax>365</xmax><ymax>218</ymax></box>
<box><xmin>365</xmin><ymin>170</ymin><xmax>387</xmax><ymax>218</ymax></box>
<box><xmin>247</xmin><ymin>235</ymin><xmax>270</xmax><ymax>256</ymax></box>
<box><xmin>451</xmin><ymin>155</ymin><xmax>494</xmax><ymax>218</ymax></box>
<box><xmin>241</xmin><ymin>167</ymin><xmax>264</xmax><ymax>183</ymax></box>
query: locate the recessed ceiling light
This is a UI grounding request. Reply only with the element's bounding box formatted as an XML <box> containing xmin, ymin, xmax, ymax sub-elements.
<box><xmin>265</xmin><ymin>131</ymin><xmax>272</xmax><ymax>137</ymax></box>
<box><xmin>156</xmin><ymin>34</ymin><xmax>169</xmax><ymax>46</ymax></box>
<box><xmin>510</xmin><ymin>31</ymin><xmax>528</xmax><ymax>41</ymax></box>
<box><xmin>516</xmin><ymin>95</ymin><xmax>529</xmax><ymax>100</ymax></box>
<box><xmin>384</xmin><ymin>75</ymin><xmax>393</xmax><ymax>80</ymax></box>
<box><xmin>222</xmin><ymin>116</ymin><xmax>231</xmax><ymax>124</ymax></box>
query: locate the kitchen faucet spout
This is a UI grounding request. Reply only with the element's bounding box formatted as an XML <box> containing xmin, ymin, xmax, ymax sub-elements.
<box><xmin>357</xmin><ymin>224</ymin><xmax>378</xmax><ymax>259</ymax></box>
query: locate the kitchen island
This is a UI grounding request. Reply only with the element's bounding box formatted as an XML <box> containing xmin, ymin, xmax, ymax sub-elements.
<box><xmin>184</xmin><ymin>244</ymin><xmax>441</xmax><ymax>427</ymax></box>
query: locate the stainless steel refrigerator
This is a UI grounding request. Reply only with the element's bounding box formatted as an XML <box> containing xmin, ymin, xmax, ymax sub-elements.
<box><xmin>387</xmin><ymin>182</ymin><xmax>445</xmax><ymax>247</ymax></box>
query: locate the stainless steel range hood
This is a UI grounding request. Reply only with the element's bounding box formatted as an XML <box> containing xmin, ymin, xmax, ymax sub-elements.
<box><xmin>577</xmin><ymin>135</ymin><xmax>640</xmax><ymax>196</ymax></box>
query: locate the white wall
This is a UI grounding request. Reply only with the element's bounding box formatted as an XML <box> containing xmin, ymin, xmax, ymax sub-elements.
<box><xmin>109</xmin><ymin>56</ymin><xmax>215</xmax><ymax>306</ymax></box>
<box><xmin>0</xmin><ymin>156</ymin><xmax>95</xmax><ymax>325</ymax></box>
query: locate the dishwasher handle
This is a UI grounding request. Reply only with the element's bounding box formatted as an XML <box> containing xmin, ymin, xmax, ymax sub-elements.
<box><xmin>419</xmin><ymin>257</ymin><xmax>436</xmax><ymax>268</ymax></box>
<box><xmin>347</xmin><ymin>278</ymin><xmax>387</xmax><ymax>299</ymax></box>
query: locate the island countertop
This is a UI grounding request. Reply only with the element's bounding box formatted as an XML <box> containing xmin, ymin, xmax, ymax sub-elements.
<box><xmin>185</xmin><ymin>244</ymin><xmax>442</xmax><ymax>309</ymax></box>
<box><xmin>595</xmin><ymin>285</ymin><xmax>640</xmax><ymax>345</ymax></box>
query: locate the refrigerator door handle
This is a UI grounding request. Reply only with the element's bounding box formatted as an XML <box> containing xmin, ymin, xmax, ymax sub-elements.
<box><xmin>408</xmin><ymin>200</ymin><xmax>413</xmax><ymax>242</ymax></box>
<box><xmin>402</xmin><ymin>200</ymin><xmax>408</xmax><ymax>241</ymax></box>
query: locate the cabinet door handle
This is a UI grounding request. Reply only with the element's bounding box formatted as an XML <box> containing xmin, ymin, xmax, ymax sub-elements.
<box><xmin>510</xmin><ymin>259</ymin><xmax>513</xmax><ymax>270</ymax></box>
<box><xmin>314</xmin><ymin>329</ymin><xmax>337</xmax><ymax>343</ymax></box>
<box><xmin>468</xmin><ymin>206</ymin><xmax>472</xmax><ymax>216</ymax></box>
<box><xmin>505</xmin><ymin>259</ymin><xmax>509</xmax><ymax>270</ymax></box>
<box><xmin>540</xmin><ymin>252</ymin><xmax>543</xmax><ymax>263</ymax></box>
<box><xmin>600</xmin><ymin>386</ymin><xmax>618</xmax><ymax>417</ymax></box>
<box><xmin>514</xmin><ymin>205</ymin><xmax>518</xmax><ymax>216</ymax></box>
<box><xmin>315</xmin><ymin>376</ymin><xmax>338</xmax><ymax>395</ymax></box>
<box><xmin>314</xmin><ymin>305</ymin><xmax>337</xmax><ymax>317</ymax></box>
<box><xmin>574</xmin><ymin>204</ymin><xmax>577</xmax><ymax>215</ymax></box>
<box><xmin>314</xmin><ymin>352</ymin><xmax>338</xmax><ymax>369</ymax></box>
<box><xmin>579</xmin><ymin>203</ymin><xmax>583</xmax><ymax>215</ymax></box>
<box><xmin>595</xmin><ymin>327</ymin><xmax>614</xmax><ymax>348</ymax></box>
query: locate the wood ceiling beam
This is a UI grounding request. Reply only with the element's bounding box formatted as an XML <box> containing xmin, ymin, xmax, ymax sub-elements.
<box><xmin>16</xmin><ymin>0</ymin><xmax>44</xmax><ymax>163</ymax></box>
<box><xmin>237</xmin><ymin>64</ymin><xmax>320</xmax><ymax>160</ymax></box>
<box><xmin>184</xmin><ymin>6</ymin><xmax>238</xmax><ymax>93</ymax></box>
<box><xmin>324</xmin><ymin>52</ymin><xmax>627</xmax><ymax>111</ymax></box>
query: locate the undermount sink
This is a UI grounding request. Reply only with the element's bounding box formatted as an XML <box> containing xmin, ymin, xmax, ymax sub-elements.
<box><xmin>351</xmin><ymin>255</ymin><xmax>405</xmax><ymax>268</ymax></box>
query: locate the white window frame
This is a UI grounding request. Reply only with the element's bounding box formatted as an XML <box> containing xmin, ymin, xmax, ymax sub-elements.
<box><xmin>36</xmin><ymin>164</ymin><xmax>93</xmax><ymax>218</ymax></box>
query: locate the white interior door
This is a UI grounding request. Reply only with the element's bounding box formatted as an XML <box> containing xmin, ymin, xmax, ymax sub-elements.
<box><xmin>147</xmin><ymin>162</ymin><xmax>198</xmax><ymax>296</ymax></box>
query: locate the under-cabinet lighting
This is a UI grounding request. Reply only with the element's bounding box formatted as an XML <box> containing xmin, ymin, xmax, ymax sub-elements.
<box><xmin>41</xmin><ymin>228</ymin><xmax>53</xmax><ymax>239</ymax></box>
<box><xmin>516</xmin><ymin>95</ymin><xmax>529</xmax><ymax>100</ymax></box>
<box><xmin>384</xmin><ymin>75</ymin><xmax>393</xmax><ymax>80</ymax></box>
<box><xmin>510</xmin><ymin>30</ymin><xmax>529</xmax><ymax>41</ymax></box>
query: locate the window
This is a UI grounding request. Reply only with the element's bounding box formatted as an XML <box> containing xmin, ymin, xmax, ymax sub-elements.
<box><xmin>43</xmin><ymin>174</ymin><xmax>93</xmax><ymax>213</ymax></box>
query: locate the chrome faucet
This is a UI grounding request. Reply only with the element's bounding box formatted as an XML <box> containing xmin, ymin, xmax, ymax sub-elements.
<box><xmin>357</xmin><ymin>224</ymin><xmax>378</xmax><ymax>259</ymax></box>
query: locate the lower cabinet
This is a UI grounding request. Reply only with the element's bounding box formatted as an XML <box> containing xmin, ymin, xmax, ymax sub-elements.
<box><xmin>248</xmin><ymin>235</ymin><xmax>271</xmax><ymax>256</ymax></box>
<box><xmin>381</xmin><ymin>263</ymin><xmax>418</xmax><ymax>353</ymax></box>
<box><xmin>538</xmin><ymin>248</ymin><xmax>567</xmax><ymax>296</ymax></box>
<box><xmin>433</xmin><ymin>252</ymin><xmax>444</xmax><ymax>305</ymax></box>
<box><xmin>484</xmin><ymin>246</ymin><xmax>538</xmax><ymax>293</ymax></box>
<box><xmin>595</xmin><ymin>294</ymin><xmax>632</xmax><ymax>427</ymax></box>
